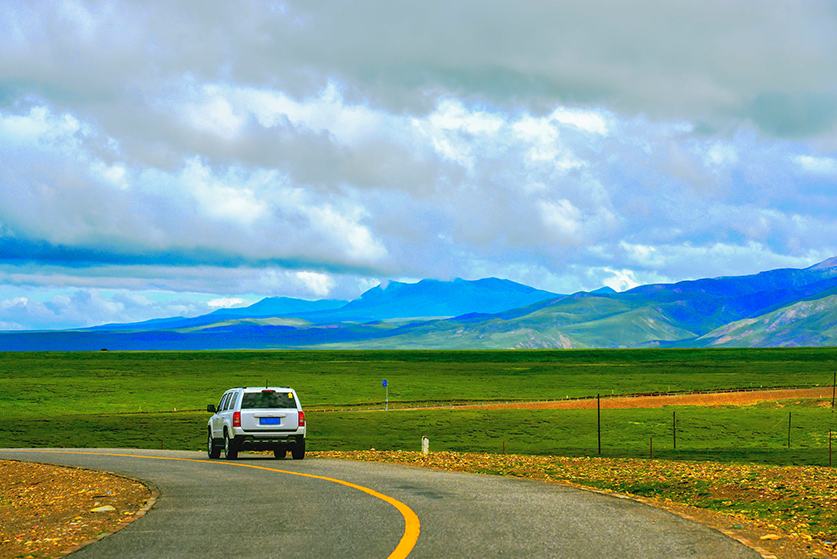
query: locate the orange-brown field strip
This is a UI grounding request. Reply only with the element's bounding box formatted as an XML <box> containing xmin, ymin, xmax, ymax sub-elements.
<box><xmin>467</xmin><ymin>387</ymin><xmax>833</xmax><ymax>410</ymax></box>
<box><xmin>307</xmin><ymin>386</ymin><xmax>834</xmax><ymax>412</ymax></box>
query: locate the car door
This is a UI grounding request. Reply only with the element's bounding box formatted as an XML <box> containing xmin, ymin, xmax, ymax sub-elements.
<box><xmin>211</xmin><ymin>392</ymin><xmax>231</xmax><ymax>438</ymax></box>
<box><xmin>221</xmin><ymin>390</ymin><xmax>238</xmax><ymax>432</ymax></box>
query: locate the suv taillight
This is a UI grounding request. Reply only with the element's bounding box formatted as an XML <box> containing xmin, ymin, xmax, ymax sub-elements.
<box><xmin>298</xmin><ymin>411</ymin><xmax>305</xmax><ymax>427</ymax></box>
<box><xmin>233</xmin><ymin>411</ymin><xmax>241</xmax><ymax>427</ymax></box>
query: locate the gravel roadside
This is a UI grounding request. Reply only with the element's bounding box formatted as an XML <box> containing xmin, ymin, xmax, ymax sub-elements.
<box><xmin>0</xmin><ymin>460</ymin><xmax>154</xmax><ymax>559</ymax></box>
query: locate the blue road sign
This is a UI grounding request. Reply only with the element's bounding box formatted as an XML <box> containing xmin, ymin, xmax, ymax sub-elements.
<box><xmin>382</xmin><ymin>379</ymin><xmax>388</xmax><ymax>387</ymax></box>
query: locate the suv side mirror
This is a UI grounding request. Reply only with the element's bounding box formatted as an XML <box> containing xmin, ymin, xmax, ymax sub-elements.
<box><xmin>206</xmin><ymin>404</ymin><xmax>216</xmax><ymax>413</ymax></box>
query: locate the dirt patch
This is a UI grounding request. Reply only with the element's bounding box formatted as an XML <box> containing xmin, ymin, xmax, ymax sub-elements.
<box><xmin>643</xmin><ymin>497</ymin><xmax>830</xmax><ymax>559</ymax></box>
<box><xmin>0</xmin><ymin>460</ymin><xmax>154</xmax><ymax>559</ymax></box>
<box><xmin>465</xmin><ymin>387</ymin><xmax>834</xmax><ymax>410</ymax></box>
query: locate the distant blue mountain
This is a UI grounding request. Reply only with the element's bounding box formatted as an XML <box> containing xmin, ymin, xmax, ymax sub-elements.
<box><xmin>84</xmin><ymin>277</ymin><xmax>558</xmax><ymax>332</ymax></box>
<box><xmin>208</xmin><ymin>297</ymin><xmax>348</xmax><ymax>318</ymax></box>
<box><xmin>3</xmin><ymin>258</ymin><xmax>837</xmax><ymax>350</ymax></box>
<box><xmin>317</xmin><ymin>258</ymin><xmax>837</xmax><ymax>349</ymax></box>
<box><xmin>88</xmin><ymin>296</ymin><xmax>349</xmax><ymax>331</ymax></box>
<box><xmin>323</xmin><ymin>277</ymin><xmax>560</xmax><ymax>321</ymax></box>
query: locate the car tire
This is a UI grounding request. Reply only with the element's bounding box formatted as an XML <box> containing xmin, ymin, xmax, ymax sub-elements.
<box><xmin>224</xmin><ymin>431</ymin><xmax>238</xmax><ymax>460</ymax></box>
<box><xmin>291</xmin><ymin>439</ymin><xmax>305</xmax><ymax>460</ymax></box>
<box><xmin>273</xmin><ymin>447</ymin><xmax>286</xmax><ymax>459</ymax></box>
<box><xmin>207</xmin><ymin>430</ymin><xmax>221</xmax><ymax>459</ymax></box>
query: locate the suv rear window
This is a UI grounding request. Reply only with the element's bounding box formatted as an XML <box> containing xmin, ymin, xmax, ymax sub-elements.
<box><xmin>241</xmin><ymin>391</ymin><xmax>296</xmax><ymax>409</ymax></box>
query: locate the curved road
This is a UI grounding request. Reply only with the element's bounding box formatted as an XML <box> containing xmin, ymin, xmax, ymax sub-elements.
<box><xmin>0</xmin><ymin>449</ymin><xmax>759</xmax><ymax>558</ymax></box>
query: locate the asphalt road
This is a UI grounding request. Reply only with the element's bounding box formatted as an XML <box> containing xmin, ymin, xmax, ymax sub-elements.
<box><xmin>0</xmin><ymin>449</ymin><xmax>761</xmax><ymax>558</ymax></box>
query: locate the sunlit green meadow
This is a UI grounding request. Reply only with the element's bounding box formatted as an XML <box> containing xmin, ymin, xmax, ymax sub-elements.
<box><xmin>2</xmin><ymin>348</ymin><xmax>836</xmax><ymax>465</ymax></box>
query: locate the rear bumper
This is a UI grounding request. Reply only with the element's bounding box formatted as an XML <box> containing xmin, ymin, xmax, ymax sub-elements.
<box><xmin>231</xmin><ymin>430</ymin><xmax>305</xmax><ymax>451</ymax></box>
<box><xmin>232</xmin><ymin>426</ymin><xmax>305</xmax><ymax>437</ymax></box>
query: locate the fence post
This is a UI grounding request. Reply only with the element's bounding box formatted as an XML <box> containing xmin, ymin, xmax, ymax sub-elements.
<box><xmin>787</xmin><ymin>412</ymin><xmax>792</xmax><ymax>449</ymax></box>
<box><xmin>673</xmin><ymin>410</ymin><xmax>677</xmax><ymax>450</ymax></box>
<box><xmin>597</xmin><ymin>394</ymin><xmax>601</xmax><ymax>455</ymax></box>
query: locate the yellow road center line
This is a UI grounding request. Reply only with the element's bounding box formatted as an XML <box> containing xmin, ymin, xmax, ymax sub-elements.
<box><xmin>10</xmin><ymin>449</ymin><xmax>420</xmax><ymax>559</ymax></box>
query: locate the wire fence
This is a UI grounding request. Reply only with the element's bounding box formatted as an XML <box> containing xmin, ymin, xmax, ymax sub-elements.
<box><xmin>304</xmin><ymin>383</ymin><xmax>833</xmax><ymax>412</ymax></box>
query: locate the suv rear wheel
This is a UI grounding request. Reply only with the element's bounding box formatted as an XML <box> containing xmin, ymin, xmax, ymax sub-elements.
<box><xmin>291</xmin><ymin>439</ymin><xmax>305</xmax><ymax>460</ymax></box>
<box><xmin>224</xmin><ymin>431</ymin><xmax>239</xmax><ymax>460</ymax></box>
<box><xmin>207</xmin><ymin>430</ymin><xmax>221</xmax><ymax>459</ymax></box>
<box><xmin>273</xmin><ymin>447</ymin><xmax>286</xmax><ymax>459</ymax></box>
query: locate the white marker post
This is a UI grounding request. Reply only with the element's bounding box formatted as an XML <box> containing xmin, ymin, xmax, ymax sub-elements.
<box><xmin>383</xmin><ymin>379</ymin><xmax>388</xmax><ymax>411</ymax></box>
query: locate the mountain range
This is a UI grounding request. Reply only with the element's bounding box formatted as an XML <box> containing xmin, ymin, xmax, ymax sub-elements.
<box><xmin>2</xmin><ymin>258</ymin><xmax>837</xmax><ymax>350</ymax></box>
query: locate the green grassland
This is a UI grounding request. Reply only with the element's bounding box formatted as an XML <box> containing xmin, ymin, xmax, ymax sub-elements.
<box><xmin>2</xmin><ymin>348</ymin><xmax>835</xmax><ymax>412</ymax></box>
<box><xmin>314</xmin><ymin>399</ymin><xmax>837</xmax><ymax>464</ymax></box>
<box><xmin>2</xmin><ymin>348</ymin><xmax>836</xmax><ymax>465</ymax></box>
<box><xmin>5</xmin><ymin>402</ymin><xmax>836</xmax><ymax>466</ymax></box>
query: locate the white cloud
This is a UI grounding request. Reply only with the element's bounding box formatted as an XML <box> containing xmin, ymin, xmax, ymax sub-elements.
<box><xmin>428</xmin><ymin>99</ymin><xmax>505</xmax><ymax>137</ymax></box>
<box><xmin>294</xmin><ymin>271</ymin><xmax>335</xmax><ymax>297</ymax></box>
<box><xmin>705</xmin><ymin>143</ymin><xmax>738</xmax><ymax>168</ymax></box>
<box><xmin>550</xmin><ymin>107</ymin><xmax>610</xmax><ymax>136</ymax></box>
<box><xmin>304</xmin><ymin>204</ymin><xmax>387</xmax><ymax>262</ymax></box>
<box><xmin>250</xmin><ymin>82</ymin><xmax>391</xmax><ymax>144</ymax></box>
<box><xmin>416</xmin><ymin>99</ymin><xmax>499</xmax><ymax>169</ymax></box>
<box><xmin>207</xmin><ymin>297</ymin><xmax>247</xmax><ymax>309</ymax></box>
<box><xmin>91</xmin><ymin>161</ymin><xmax>130</xmax><ymax>190</ymax></box>
<box><xmin>0</xmin><ymin>297</ymin><xmax>29</xmax><ymax>310</ymax></box>
<box><xmin>0</xmin><ymin>106</ymin><xmax>84</xmax><ymax>147</ymax></box>
<box><xmin>538</xmin><ymin>200</ymin><xmax>582</xmax><ymax>242</ymax></box>
<box><xmin>601</xmin><ymin>268</ymin><xmax>641</xmax><ymax>292</ymax></box>
<box><xmin>620</xmin><ymin>242</ymin><xmax>662</xmax><ymax>267</ymax></box>
<box><xmin>513</xmin><ymin>115</ymin><xmax>560</xmax><ymax>163</ymax></box>
<box><xmin>182</xmin><ymin>93</ymin><xmax>244</xmax><ymax>139</ymax></box>
<box><xmin>180</xmin><ymin>158</ymin><xmax>267</xmax><ymax>226</ymax></box>
<box><xmin>0</xmin><ymin>286</ymin><xmax>257</xmax><ymax>330</ymax></box>
<box><xmin>795</xmin><ymin>155</ymin><xmax>837</xmax><ymax>176</ymax></box>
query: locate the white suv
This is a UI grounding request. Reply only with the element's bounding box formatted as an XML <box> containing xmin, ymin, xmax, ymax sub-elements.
<box><xmin>206</xmin><ymin>387</ymin><xmax>306</xmax><ymax>460</ymax></box>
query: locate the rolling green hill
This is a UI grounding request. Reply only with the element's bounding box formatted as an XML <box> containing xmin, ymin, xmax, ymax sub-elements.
<box><xmin>699</xmin><ymin>294</ymin><xmax>837</xmax><ymax>347</ymax></box>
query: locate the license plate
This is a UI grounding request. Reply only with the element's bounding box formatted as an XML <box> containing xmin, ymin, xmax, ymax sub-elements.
<box><xmin>260</xmin><ymin>417</ymin><xmax>282</xmax><ymax>425</ymax></box>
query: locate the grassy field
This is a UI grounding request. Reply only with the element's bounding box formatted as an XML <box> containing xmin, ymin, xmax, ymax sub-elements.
<box><xmin>2</xmin><ymin>348</ymin><xmax>836</xmax><ymax>466</ymax></box>
<box><xmin>4</xmin><ymin>401</ymin><xmax>836</xmax><ymax>467</ymax></box>
<box><xmin>1</xmin><ymin>348</ymin><xmax>835</xmax><ymax>412</ymax></box>
<box><xmin>312</xmin><ymin>401</ymin><xmax>837</xmax><ymax>466</ymax></box>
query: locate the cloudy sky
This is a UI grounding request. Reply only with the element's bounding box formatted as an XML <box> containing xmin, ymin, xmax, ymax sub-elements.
<box><xmin>2</xmin><ymin>0</ymin><xmax>837</xmax><ymax>330</ymax></box>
